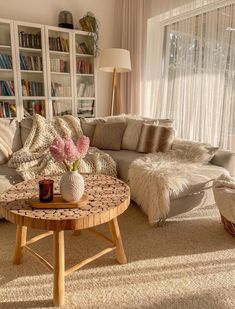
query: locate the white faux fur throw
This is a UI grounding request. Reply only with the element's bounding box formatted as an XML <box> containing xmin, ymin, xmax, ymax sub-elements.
<box><xmin>129</xmin><ymin>144</ymin><xmax>215</xmax><ymax>225</ymax></box>
<box><xmin>8</xmin><ymin>114</ymin><xmax>117</xmax><ymax>180</ymax></box>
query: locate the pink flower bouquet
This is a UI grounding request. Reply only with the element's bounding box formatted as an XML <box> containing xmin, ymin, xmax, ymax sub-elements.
<box><xmin>49</xmin><ymin>136</ymin><xmax>90</xmax><ymax>172</ymax></box>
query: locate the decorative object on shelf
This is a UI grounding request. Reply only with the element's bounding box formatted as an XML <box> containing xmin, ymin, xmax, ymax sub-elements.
<box><xmin>49</xmin><ymin>135</ymin><xmax>90</xmax><ymax>202</ymax></box>
<box><xmin>58</xmin><ymin>11</ymin><xmax>74</xmax><ymax>29</ymax></box>
<box><xmin>39</xmin><ymin>179</ymin><xmax>54</xmax><ymax>202</ymax></box>
<box><xmin>79</xmin><ymin>12</ymin><xmax>99</xmax><ymax>56</ymax></box>
<box><xmin>99</xmin><ymin>48</ymin><xmax>131</xmax><ymax>115</ymax></box>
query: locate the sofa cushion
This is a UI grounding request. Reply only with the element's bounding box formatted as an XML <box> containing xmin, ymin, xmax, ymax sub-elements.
<box><xmin>170</xmin><ymin>164</ymin><xmax>229</xmax><ymax>200</ymax></box>
<box><xmin>104</xmin><ymin>150</ymin><xmax>146</xmax><ymax>180</ymax></box>
<box><xmin>0</xmin><ymin>119</ymin><xmax>22</xmax><ymax>164</ymax></box>
<box><xmin>137</xmin><ymin>124</ymin><xmax>175</xmax><ymax>153</ymax></box>
<box><xmin>92</xmin><ymin>122</ymin><xmax>126</xmax><ymax>151</ymax></box>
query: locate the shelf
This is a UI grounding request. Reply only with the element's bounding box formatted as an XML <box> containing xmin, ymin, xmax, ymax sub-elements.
<box><xmin>51</xmin><ymin>97</ymin><xmax>72</xmax><ymax>100</ymax></box>
<box><xmin>0</xmin><ymin>96</ymin><xmax>16</xmax><ymax>100</ymax></box>
<box><xmin>76</xmin><ymin>53</ymin><xmax>94</xmax><ymax>58</ymax></box>
<box><xmin>21</xmin><ymin>70</ymin><xmax>43</xmax><ymax>74</ymax></box>
<box><xmin>77</xmin><ymin>97</ymin><xmax>95</xmax><ymax>100</ymax></box>
<box><xmin>76</xmin><ymin>73</ymin><xmax>94</xmax><ymax>77</ymax></box>
<box><xmin>19</xmin><ymin>47</ymin><xmax>42</xmax><ymax>53</ymax></box>
<box><xmin>0</xmin><ymin>68</ymin><xmax>12</xmax><ymax>72</ymax></box>
<box><xmin>51</xmin><ymin>71</ymin><xmax>70</xmax><ymax>76</ymax></box>
<box><xmin>0</xmin><ymin>44</ymin><xmax>11</xmax><ymax>50</ymax></box>
<box><xmin>22</xmin><ymin>96</ymin><xmax>45</xmax><ymax>100</ymax></box>
<box><xmin>49</xmin><ymin>50</ymin><xmax>69</xmax><ymax>56</ymax></box>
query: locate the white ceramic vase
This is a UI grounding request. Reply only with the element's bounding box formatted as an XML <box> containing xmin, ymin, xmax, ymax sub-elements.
<box><xmin>60</xmin><ymin>171</ymin><xmax>84</xmax><ymax>202</ymax></box>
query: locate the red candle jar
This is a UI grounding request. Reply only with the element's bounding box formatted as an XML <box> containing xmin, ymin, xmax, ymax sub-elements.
<box><xmin>39</xmin><ymin>179</ymin><xmax>54</xmax><ymax>203</ymax></box>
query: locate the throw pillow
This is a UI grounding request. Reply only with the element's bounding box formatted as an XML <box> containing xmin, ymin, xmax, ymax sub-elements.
<box><xmin>137</xmin><ymin>124</ymin><xmax>175</xmax><ymax>153</ymax></box>
<box><xmin>172</xmin><ymin>139</ymin><xmax>219</xmax><ymax>163</ymax></box>
<box><xmin>158</xmin><ymin>119</ymin><xmax>174</xmax><ymax>127</ymax></box>
<box><xmin>0</xmin><ymin>118</ymin><xmax>22</xmax><ymax>163</ymax></box>
<box><xmin>20</xmin><ymin>116</ymin><xmax>33</xmax><ymax>145</ymax></box>
<box><xmin>92</xmin><ymin>122</ymin><xmax>126</xmax><ymax>150</ymax></box>
<box><xmin>122</xmin><ymin>118</ymin><xmax>159</xmax><ymax>151</ymax></box>
<box><xmin>80</xmin><ymin>117</ymin><xmax>106</xmax><ymax>140</ymax></box>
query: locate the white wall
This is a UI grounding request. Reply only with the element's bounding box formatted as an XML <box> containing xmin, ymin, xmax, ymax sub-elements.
<box><xmin>0</xmin><ymin>0</ymin><xmax>116</xmax><ymax>116</ymax></box>
<box><xmin>146</xmin><ymin>0</ymin><xmax>193</xmax><ymax>18</ymax></box>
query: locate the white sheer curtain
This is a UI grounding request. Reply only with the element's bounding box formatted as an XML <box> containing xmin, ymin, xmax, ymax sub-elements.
<box><xmin>145</xmin><ymin>0</ymin><xmax>235</xmax><ymax>150</ymax></box>
<box><xmin>115</xmin><ymin>0</ymin><xmax>146</xmax><ymax>114</ymax></box>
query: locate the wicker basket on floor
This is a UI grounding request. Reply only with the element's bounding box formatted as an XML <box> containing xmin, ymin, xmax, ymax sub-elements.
<box><xmin>220</xmin><ymin>214</ymin><xmax>235</xmax><ymax>236</ymax></box>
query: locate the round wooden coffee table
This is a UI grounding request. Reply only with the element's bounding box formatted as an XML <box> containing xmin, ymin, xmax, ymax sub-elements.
<box><xmin>0</xmin><ymin>174</ymin><xmax>130</xmax><ymax>307</ymax></box>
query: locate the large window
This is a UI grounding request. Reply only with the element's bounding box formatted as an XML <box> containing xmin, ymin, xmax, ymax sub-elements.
<box><xmin>147</xmin><ymin>3</ymin><xmax>235</xmax><ymax>150</ymax></box>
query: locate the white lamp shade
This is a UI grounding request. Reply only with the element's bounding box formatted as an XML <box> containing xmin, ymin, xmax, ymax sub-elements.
<box><xmin>99</xmin><ymin>48</ymin><xmax>131</xmax><ymax>73</ymax></box>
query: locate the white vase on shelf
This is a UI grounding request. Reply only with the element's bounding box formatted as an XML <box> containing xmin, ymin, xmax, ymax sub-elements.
<box><xmin>60</xmin><ymin>171</ymin><xmax>84</xmax><ymax>202</ymax></box>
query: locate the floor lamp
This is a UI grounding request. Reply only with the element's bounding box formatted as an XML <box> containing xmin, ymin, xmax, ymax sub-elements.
<box><xmin>99</xmin><ymin>48</ymin><xmax>131</xmax><ymax>116</ymax></box>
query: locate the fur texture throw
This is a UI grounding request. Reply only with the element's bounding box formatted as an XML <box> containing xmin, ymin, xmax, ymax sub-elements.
<box><xmin>8</xmin><ymin>115</ymin><xmax>117</xmax><ymax>180</ymax></box>
<box><xmin>129</xmin><ymin>142</ymin><xmax>219</xmax><ymax>225</ymax></box>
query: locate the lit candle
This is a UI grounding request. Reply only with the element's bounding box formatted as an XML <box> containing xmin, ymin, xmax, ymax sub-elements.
<box><xmin>39</xmin><ymin>179</ymin><xmax>54</xmax><ymax>203</ymax></box>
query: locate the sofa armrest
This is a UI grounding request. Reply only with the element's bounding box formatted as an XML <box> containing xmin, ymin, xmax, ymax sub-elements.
<box><xmin>211</xmin><ymin>150</ymin><xmax>235</xmax><ymax>176</ymax></box>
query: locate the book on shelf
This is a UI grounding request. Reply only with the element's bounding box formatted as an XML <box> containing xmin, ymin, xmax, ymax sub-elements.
<box><xmin>76</xmin><ymin>59</ymin><xmax>92</xmax><ymax>74</ymax></box>
<box><xmin>77</xmin><ymin>99</ymin><xmax>94</xmax><ymax>116</ymax></box>
<box><xmin>19</xmin><ymin>31</ymin><xmax>41</xmax><ymax>49</ymax></box>
<box><xmin>23</xmin><ymin>100</ymin><xmax>45</xmax><ymax>116</ymax></box>
<box><xmin>77</xmin><ymin>83</ymin><xmax>94</xmax><ymax>97</ymax></box>
<box><xmin>0</xmin><ymin>54</ymin><xmax>12</xmax><ymax>69</ymax></box>
<box><xmin>76</xmin><ymin>42</ymin><xmax>93</xmax><ymax>55</ymax></box>
<box><xmin>50</xmin><ymin>58</ymin><xmax>69</xmax><ymax>73</ymax></box>
<box><xmin>20</xmin><ymin>54</ymin><xmax>43</xmax><ymax>71</ymax></box>
<box><xmin>0</xmin><ymin>80</ymin><xmax>15</xmax><ymax>96</ymax></box>
<box><xmin>51</xmin><ymin>82</ymin><xmax>71</xmax><ymax>97</ymax></box>
<box><xmin>52</xmin><ymin>100</ymin><xmax>72</xmax><ymax>116</ymax></box>
<box><xmin>0</xmin><ymin>102</ymin><xmax>16</xmax><ymax>118</ymax></box>
<box><xmin>21</xmin><ymin>79</ymin><xmax>43</xmax><ymax>96</ymax></box>
<box><xmin>49</xmin><ymin>37</ymin><xmax>69</xmax><ymax>52</ymax></box>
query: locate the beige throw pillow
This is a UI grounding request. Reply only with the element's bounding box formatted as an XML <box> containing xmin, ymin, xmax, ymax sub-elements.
<box><xmin>122</xmin><ymin>118</ymin><xmax>159</xmax><ymax>151</ymax></box>
<box><xmin>0</xmin><ymin>119</ymin><xmax>22</xmax><ymax>163</ymax></box>
<box><xmin>137</xmin><ymin>124</ymin><xmax>175</xmax><ymax>153</ymax></box>
<box><xmin>92</xmin><ymin>122</ymin><xmax>126</xmax><ymax>150</ymax></box>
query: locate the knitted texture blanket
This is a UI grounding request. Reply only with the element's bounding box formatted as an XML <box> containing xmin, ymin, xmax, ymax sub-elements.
<box><xmin>8</xmin><ymin>115</ymin><xmax>117</xmax><ymax>180</ymax></box>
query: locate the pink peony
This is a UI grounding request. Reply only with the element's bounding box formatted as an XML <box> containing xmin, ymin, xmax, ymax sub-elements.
<box><xmin>76</xmin><ymin>136</ymin><xmax>90</xmax><ymax>158</ymax></box>
<box><xmin>49</xmin><ymin>137</ymin><xmax>65</xmax><ymax>162</ymax></box>
<box><xmin>64</xmin><ymin>138</ymin><xmax>79</xmax><ymax>162</ymax></box>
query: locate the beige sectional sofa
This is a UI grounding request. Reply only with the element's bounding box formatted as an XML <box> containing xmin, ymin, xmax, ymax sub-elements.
<box><xmin>0</xmin><ymin>115</ymin><xmax>235</xmax><ymax>221</ymax></box>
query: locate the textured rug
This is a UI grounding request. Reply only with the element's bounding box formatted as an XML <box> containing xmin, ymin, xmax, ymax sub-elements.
<box><xmin>0</xmin><ymin>203</ymin><xmax>234</xmax><ymax>309</ymax></box>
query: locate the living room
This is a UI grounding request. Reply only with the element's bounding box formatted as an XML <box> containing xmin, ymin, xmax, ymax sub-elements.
<box><xmin>0</xmin><ymin>0</ymin><xmax>235</xmax><ymax>308</ymax></box>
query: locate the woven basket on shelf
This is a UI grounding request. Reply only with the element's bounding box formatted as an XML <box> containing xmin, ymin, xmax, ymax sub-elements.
<box><xmin>220</xmin><ymin>214</ymin><xmax>235</xmax><ymax>236</ymax></box>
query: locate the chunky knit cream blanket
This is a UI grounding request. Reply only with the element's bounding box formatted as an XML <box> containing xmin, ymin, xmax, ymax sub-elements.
<box><xmin>8</xmin><ymin>114</ymin><xmax>117</xmax><ymax>180</ymax></box>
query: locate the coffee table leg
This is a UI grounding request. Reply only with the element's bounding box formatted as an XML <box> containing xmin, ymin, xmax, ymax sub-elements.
<box><xmin>13</xmin><ymin>225</ymin><xmax>27</xmax><ymax>264</ymax></box>
<box><xmin>53</xmin><ymin>231</ymin><xmax>65</xmax><ymax>307</ymax></box>
<box><xmin>109</xmin><ymin>217</ymin><xmax>127</xmax><ymax>264</ymax></box>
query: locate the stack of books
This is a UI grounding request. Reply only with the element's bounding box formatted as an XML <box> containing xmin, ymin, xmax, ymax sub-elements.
<box><xmin>0</xmin><ymin>102</ymin><xmax>16</xmax><ymax>118</ymax></box>
<box><xmin>21</xmin><ymin>80</ymin><xmax>44</xmax><ymax>96</ymax></box>
<box><xmin>52</xmin><ymin>101</ymin><xmax>72</xmax><ymax>116</ymax></box>
<box><xmin>49</xmin><ymin>37</ymin><xmax>69</xmax><ymax>52</ymax></box>
<box><xmin>50</xmin><ymin>58</ymin><xmax>69</xmax><ymax>73</ymax></box>
<box><xmin>76</xmin><ymin>59</ymin><xmax>92</xmax><ymax>74</ymax></box>
<box><xmin>0</xmin><ymin>54</ymin><xmax>12</xmax><ymax>69</ymax></box>
<box><xmin>51</xmin><ymin>82</ymin><xmax>71</xmax><ymax>97</ymax></box>
<box><xmin>24</xmin><ymin>100</ymin><xmax>45</xmax><ymax>116</ymax></box>
<box><xmin>0</xmin><ymin>80</ymin><xmax>15</xmax><ymax>96</ymax></box>
<box><xmin>20</xmin><ymin>54</ymin><xmax>43</xmax><ymax>71</ymax></box>
<box><xmin>19</xmin><ymin>31</ymin><xmax>41</xmax><ymax>49</ymax></box>
<box><xmin>76</xmin><ymin>42</ymin><xmax>93</xmax><ymax>55</ymax></box>
<box><xmin>77</xmin><ymin>100</ymin><xmax>94</xmax><ymax>117</ymax></box>
<box><xmin>77</xmin><ymin>83</ymin><xmax>95</xmax><ymax>97</ymax></box>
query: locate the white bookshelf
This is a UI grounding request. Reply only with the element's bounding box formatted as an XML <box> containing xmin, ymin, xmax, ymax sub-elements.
<box><xmin>0</xmin><ymin>18</ymin><xmax>96</xmax><ymax>120</ymax></box>
<box><xmin>0</xmin><ymin>19</ymin><xmax>19</xmax><ymax>119</ymax></box>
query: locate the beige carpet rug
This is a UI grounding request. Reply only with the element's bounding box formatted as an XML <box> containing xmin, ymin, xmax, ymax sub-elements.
<box><xmin>0</xmin><ymin>203</ymin><xmax>234</xmax><ymax>309</ymax></box>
